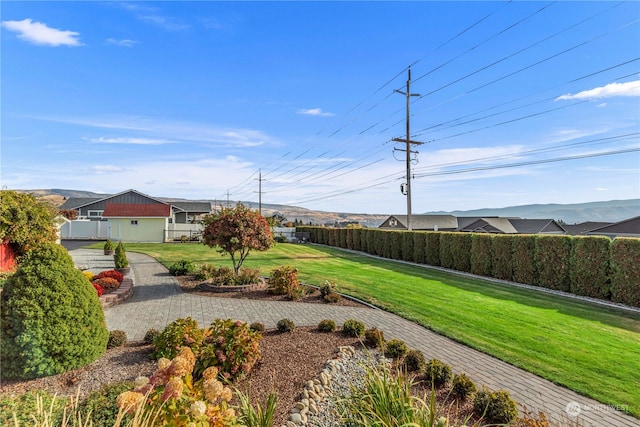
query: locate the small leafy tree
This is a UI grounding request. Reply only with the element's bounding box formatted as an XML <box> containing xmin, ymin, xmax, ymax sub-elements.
<box><xmin>0</xmin><ymin>190</ymin><xmax>58</xmax><ymax>257</ymax></box>
<box><xmin>202</xmin><ymin>203</ymin><xmax>274</xmax><ymax>275</ymax></box>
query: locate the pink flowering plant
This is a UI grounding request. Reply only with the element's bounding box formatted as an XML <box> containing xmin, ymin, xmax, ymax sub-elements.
<box><xmin>117</xmin><ymin>346</ymin><xmax>239</xmax><ymax>427</ymax></box>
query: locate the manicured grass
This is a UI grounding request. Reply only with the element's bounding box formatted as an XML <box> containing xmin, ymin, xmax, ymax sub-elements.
<box><xmin>93</xmin><ymin>242</ymin><xmax>640</xmax><ymax>416</ymax></box>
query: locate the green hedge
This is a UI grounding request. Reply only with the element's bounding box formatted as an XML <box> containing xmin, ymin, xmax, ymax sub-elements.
<box><xmin>492</xmin><ymin>235</ymin><xmax>513</xmax><ymax>281</ymax></box>
<box><xmin>512</xmin><ymin>235</ymin><xmax>537</xmax><ymax>285</ymax></box>
<box><xmin>570</xmin><ymin>236</ymin><xmax>611</xmax><ymax>300</ymax></box>
<box><xmin>535</xmin><ymin>235</ymin><xmax>572</xmax><ymax>292</ymax></box>
<box><xmin>402</xmin><ymin>232</ymin><xmax>414</xmax><ymax>262</ymax></box>
<box><xmin>390</xmin><ymin>231</ymin><xmax>403</xmax><ymax>260</ymax></box>
<box><xmin>352</xmin><ymin>228</ymin><xmax>361</xmax><ymax>251</ymax></box>
<box><xmin>471</xmin><ymin>234</ymin><xmax>493</xmax><ymax>277</ymax></box>
<box><xmin>413</xmin><ymin>232</ymin><xmax>426</xmax><ymax>264</ymax></box>
<box><xmin>439</xmin><ymin>232</ymin><xmax>457</xmax><ymax>269</ymax></box>
<box><xmin>451</xmin><ymin>233</ymin><xmax>473</xmax><ymax>273</ymax></box>
<box><xmin>425</xmin><ymin>232</ymin><xmax>441</xmax><ymax>266</ymax></box>
<box><xmin>610</xmin><ymin>238</ymin><xmax>640</xmax><ymax>307</ymax></box>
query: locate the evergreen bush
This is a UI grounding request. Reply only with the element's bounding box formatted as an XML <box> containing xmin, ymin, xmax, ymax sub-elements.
<box><xmin>403</xmin><ymin>349</ymin><xmax>427</xmax><ymax>373</ymax></box>
<box><xmin>452</xmin><ymin>373</ymin><xmax>477</xmax><ymax>400</ymax></box>
<box><xmin>401</xmin><ymin>231</ymin><xmax>414</xmax><ymax>262</ymax></box>
<box><xmin>276</xmin><ymin>318</ymin><xmax>295</xmax><ymax>332</ymax></box>
<box><xmin>0</xmin><ymin>243</ymin><xmax>108</xmax><ymax>379</ymax></box>
<box><xmin>512</xmin><ymin>235</ymin><xmax>536</xmax><ymax>285</ymax></box>
<box><xmin>470</xmin><ymin>234</ymin><xmax>493</xmax><ymax>276</ymax></box>
<box><xmin>423</xmin><ymin>358</ymin><xmax>452</xmax><ymax>386</ymax></box>
<box><xmin>491</xmin><ymin>235</ymin><xmax>513</xmax><ymax>281</ymax></box>
<box><xmin>363</xmin><ymin>327</ymin><xmax>384</xmax><ymax>348</ymax></box>
<box><xmin>451</xmin><ymin>233</ymin><xmax>472</xmax><ymax>273</ymax></box>
<box><xmin>610</xmin><ymin>238</ymin><xmax>640</xmax><ymax>307</ymax></box>
<box><xmin>424</xmin><ymin>232</ymin><xmax>441</xmax><ymax>266</ymax></box>
<box><xmin>569</xmin><ymin>236</ymin><xmax>611</xmax><ymax>299</ymax></box>
<box><xmin>473</xmin><ymin>388</ymin><xmax>518</xmax><ymax>424</ymax></box>
<box><xmin>384</xmin><ymin>339</ymin><xmax>408</xmax><ymax>359</ymax></box>
<box><xmin>318</xmin><ymin>319</ymin><xmax>336</xmax><ymax>332</ymax></box>
<box><xmin>412</xmin><ymin>232</ymin><xmax>426</xmax><ymax>264</ymax></box>
<box><xmin>107</xmin><ymin>330</ymin><xmax>127</xmax><ymax>349</ymax></box>
<box><xmin>342</xmin><ymin>319</ymin><xmax>366</xmax><ymax>337</ymax></box>
<box><xmin>535</xmin><ymin>235</ymin><xmax>572</xmax><ymax>291</ymax></box>
<box><xmin>113</xmin><ymin>241</ymin><xmax>129</xmax><ymax>269</ymax></box>
<box><xmin>168</xmin><ymin>259</ymin><xmax>195</xmax><ymax>276</ymax></box>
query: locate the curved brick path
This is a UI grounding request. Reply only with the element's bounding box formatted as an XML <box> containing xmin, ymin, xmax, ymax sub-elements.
<box><xmin>70</xmin><ymin>249</ymin><xmax>638</xmax><ymax>427</ymax></box>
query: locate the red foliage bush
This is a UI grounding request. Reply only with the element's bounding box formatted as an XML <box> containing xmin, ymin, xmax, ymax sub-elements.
<box><xmin>93</xmin><ymin>283</ymin><xmax>104</xmax><ymax>297</ymax></box>
<box><xmin>92</xmin><ymin>277</ymin><xmax>120</xmax><ymax>290</ymax></box>
<box><xmin>93</xmin><ymin>269</ymin><xmax>124</xmax><ymax>283</ymax></box>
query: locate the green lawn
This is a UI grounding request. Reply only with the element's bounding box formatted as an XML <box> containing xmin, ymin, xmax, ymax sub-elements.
<box><xmin>94</xmin><ymin>242</ymin><xmax>640</xmax><ymax>416</ymax></box>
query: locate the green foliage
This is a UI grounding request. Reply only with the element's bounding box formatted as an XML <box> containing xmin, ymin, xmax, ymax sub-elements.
<box><xmin>352</xmin><ymin>228</ymin><xmax>362</xmax><ymax>251</ymax></box>
<box><xmin>412</xmin><ymin>232</ymin><xmax>426</xmax><ymax>264</ymax></box>
<box><xmin>491</xmin><ymin>235</ymin><xmax>513</xmax><ymax>281</ymax></box>
<box><xmin>512</xmin><ymin>235</ymin><xmax>536</xmax><ymax>285</ymax></box>
<box><xmin>114</xmin><ymin>241</ymin><xmax>129</xmax><ymax>269</ymax></box>
<box><xmin>250</xmin><ymin>322</ymin><xmax>265</xmax><ymax>332</ymax></box>
<box><xmin>0</xmin><ymin>243</ymin><xmax>108</xmax><ymax>380</ymax></box>
<box><xmin>424</xmin><ymin>232</ymin><xmax>441</xmax><ymax>266</ymax></box>
<box><xmin>439</xmin><ymin>232</ymin><xmax>456</xmax><ymax>269</ymax></box>
<box><xmin>320</xmin><ymin>280</ymin><xmax>336</xmax><ymax>297</ymax></box>
<box><xmin>401</xmin><ymin>231</ymin><xmax>414</xmax><ymax>262</ymax></box>
<box><xmin>403</xmin><ymin>349</ymin><xmax>427</xmax><ymax>373</ymax></box>
<box><xmin>168</xmin><ymin>259</ymin><xmax>195</xmax><ymax>276</ymax></box>
<box><xmin>451</xmin><ymin>233</ymin><xmax>472</xmax><ymax>273</ymax></box>
<box><xmin>473</xmin><ymin>388</ymin><xmax>518</xmax><ymax>425</ymax></box>
<box><xmin>237</xmin><ymin>267</ymin><xmax>260</xmax><ymax>285</ymax></box>
<box><xmin>202</xmin><ymin>203</ymin><xmax>274</xmax><ymax>275</ymax></box>
<box><xmin>0</xmin><ymin>190</ymin><xmax>58</xmax><ymax>257</ymax></box>
<box><xmin>470</xmin><ymin>234</ymin><xmax>493</xmax><ymax>276</ymax></box>
<box><xmin>276</xmin><ymin>318</ymin><xmax>295</xmax><ymax>332</ymax></box>
<box><xmin>569</xmin><ymin>236</ymin><xmax>611</xmax><ymax>299</ymax></box>
<box><xmin>236</xmin><ymin>390</ymin><xmax>278</xmax><ymax>427</ymax></box>
<box><xmin>342</xmin><ymin>319</ymin><xmax>366</xmax><ymax>337</ymax></box>
<box><xmin>384</xmin><ymin>339</ymin><xmax>408</xmax><ymax>359</ymax></box>
<box><xmin>423</xmin><ymin>359</ymin><xmax>452</xmax><ymax>386</ymax></box>
<box><xmin>318</xmin><ymin>319</ymin><xmax>336</xmax><ymax>332</ymax></box>
<box><xmin>197</xmin><ymin>318</ymin><xmax>262</xmax><ymax>381</ymax></box>
<box><xmin>363</xmin><ymin>327</ymin><xmax>384</xmax><ymax>348</ymax></box>
<box><xmin>0</xmin><ymin>390</ymin><xmax>67</xmax><ymax>426</ymax></box>
<box><xmin>267</xmin><ymin>265</ymin><xmax>303</xmax><ymax>300</ymax></box>
<box><xmin>339</xmin><ymin>228</ymin><xmax>348</xmax><ymax>248</ymax></box>
<box><xmin>324</xmin><ymin>291</ymin><xmax>342</xmax><ymax>303</ymax></box>
<box><xmin>107</xmin><ymin>330</ymin><xmax>127</xmax><ymax>349</ymax></box>
<box><xmin>144</xmin><ymin>328</ymin><xmax>160</xmax><ymax>345</ymax></box>
<box><xmin>77</xmin><ymin>381</ymin><xmax>134</xmax><ymax>427</ymax></box>
<box><xmin>535</xmin><ymin>235</ymin><xmax>572</xmax><ymax>291</ymax></box>
<box><xmin>451</xmin><ymin>373</ymin><xmax>477</xmax><ymax>400</ymax></box>
<box><xmin>151</xmin><ymin>317</ymin><xmax>205</xmax><ymax>360</ymax></box>
<box><xmin>610</xmin><ymin>238</ymin><xmax>640</xmax><ymax>307</ymax></box>
<box><xmin>103</xmin><ymin>239</ymin><xmax>115</xmax><ymax>251</ymax></box>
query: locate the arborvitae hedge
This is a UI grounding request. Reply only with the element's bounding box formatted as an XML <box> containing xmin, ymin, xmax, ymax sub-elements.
<box><xmin>451</xmin><ymin>233</ymin><xmax>473</xmax><ymax>273</ymax></box>
<box><xmin>570</xmin><ymin>236</ymin><xmax>611</xmax><ymax>300</ymax></box>
<box><xmin>390</xmin><ymin>231</ymin><xmax>403</xmax><ymax>260</ymax></box>
<box><xmin>425</xmin><ymin>232</ymin><xmax>441</xmax><ymax>266</ymax></box>
<box><xmin>367</xmin><ymin>229</ymin><xmax>377</xmax><ymax>255</ymax></box>
<box><xmin>610</xmin><ymin>238</ymin><xmax>640</xmax><ymax>307</ymax></box>
<box><xmin>512</xmin><ymin>235</ymin><xmax>537</xmax><ymax>285</ymax></box>
<box><xmin>491</xmin><ymin>235</ymin><xmax>513</xmax><ymax>281</ymax></box>
<box><xmin>413</xmin><ymin>232</ymin><xmax>426</xmax><ymax>264</ymax></box>
<box><xmin>535</xmin><ymin>235</ymin><xmax>572</xmax><ymax>292</ymax></box>
<box><xmin>339</xmin><ymin>228</ymin><xmax>348</xmax><ymax>248</ymax></box>
<box><xmin>402</xmin><ymin>232</ymin><xmax>414</xmax><ymax>262</ymax></box>
<box><xmin>0</xmin><ymin>243</ymin><xmax>108</xmax><ymax>379</ymax></box>
<box><xmin>471</xmin><ymin>234</ymin><xmax>493</xmax><ymax>277</ymax></box>
<box><xmin>381</xmin><ymin>231</ymin><xmax>393</xmax><ymax>259</ymax></box>
<box><xmin>351</xmin><ymin>228</ymin><xmax>360</xmax><ymax>251</ymax></box>
<box><xmin>439</xmin><ymin>232</ymin><xmax>457</xmax><ymax>269</ymax></box>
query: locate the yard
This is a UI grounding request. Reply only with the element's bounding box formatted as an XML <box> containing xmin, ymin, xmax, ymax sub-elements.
<box><xmin>99</xmin><ymin>241</ymin><xmax>640</xmax><ymax>417</ymax></box>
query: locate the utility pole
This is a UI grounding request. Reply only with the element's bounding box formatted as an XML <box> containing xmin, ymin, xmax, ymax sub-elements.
<box><xmin>255</xmin><ymin>169</ymin><xmax>265</xmax><ymax>215</ymax></box>
<box><xmin>393</xmin><ymin>66</ymin><xmax>424</xmax><ymax>231</ymax></box>
<box><xmin>225</xmin><ymin>189</ymin><xmax>230</xmax><ymax>208</ymax></box>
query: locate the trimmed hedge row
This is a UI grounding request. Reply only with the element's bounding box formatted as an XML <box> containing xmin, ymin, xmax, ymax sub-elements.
<box><xmin>298</xmin><ymin>227</ymin><xmax>640</xmax><ymax>308</ymax></box>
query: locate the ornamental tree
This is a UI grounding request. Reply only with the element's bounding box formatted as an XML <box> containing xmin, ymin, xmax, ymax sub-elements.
<box><xmin>0</xmin><ymin>190</ymin><xmax>58</xmax><ymax>257</ymax></box>
<box><xmin>202</xmin><ymin>203</ymin><xmax>274</xmax><ymax>275</ymax></box>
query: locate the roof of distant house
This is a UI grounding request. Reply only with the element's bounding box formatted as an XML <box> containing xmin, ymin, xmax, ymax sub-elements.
<box><xmin>102</xmin><ymin>203</ymin><xmax>171</xmax><ymax>217</ymax></box>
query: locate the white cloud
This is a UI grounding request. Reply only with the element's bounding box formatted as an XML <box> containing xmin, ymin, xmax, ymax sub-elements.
<box><xmin>92</xmin><ymin>165</ymin><xmax>126</xmax><ymax>174</ymax></box>
<box><xmin>556</xmin><ymin>80</ymin><xmax>640</xmax><ymax>101</ymax></box>
<box><xmin>140</xmin><ymin>15</ymin><xmax>189</xmax><ymax>31</ymax></box>
<box><xmin>297</xmin><ymin>108</ymin><xmax>335</xmax><ymax>117</ymax></box>
<box><xmin>86</xmin><ymin>137</ymin><xmax>174</xmax><ymax>145</ymax></box>
<box><xmin>1</xmin><ymin>19</ymin><xmax>82</xmax><ymax>46</ymax></box>
<box><xmin>106</xmin><ymin>38</ymin><xmax>137</xmax><ymax>47</ymax></box>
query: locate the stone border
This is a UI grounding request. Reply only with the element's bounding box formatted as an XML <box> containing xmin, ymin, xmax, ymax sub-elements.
<box><xmin>100</xmin><ymin>278</ymin><xmax>133</xmax><ymax>307</ymax></box>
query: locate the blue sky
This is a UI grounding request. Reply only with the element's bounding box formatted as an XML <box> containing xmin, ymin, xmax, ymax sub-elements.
<box><xmin>2</xmin><ymin>1</ymin><xmax>639</xmax><ymax>214</ymax></box>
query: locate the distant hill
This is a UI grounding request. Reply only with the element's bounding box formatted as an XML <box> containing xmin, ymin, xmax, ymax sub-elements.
<box><xmin>427</xmin><ymin>199</ymin><xmax>640</xmax><ymax>224</ymax></box>
<box><xmin>18</xmin><ymin>189</ymin><xmax>639</xmax><ymax>226</ymax></box>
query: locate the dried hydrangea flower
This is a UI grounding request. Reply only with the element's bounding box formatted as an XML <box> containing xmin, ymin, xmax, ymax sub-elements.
<box><xmin>161</xmin><ymin>376</ymin><xmax>184</xmax><ymax>401</ymax></box>
<box><xmin>134</xmin><ymin>376</ymin><xmax>149</xmax><ymax>389</ymax></box>
<box><xmin>202</xmin><ymin>366</ymin><xmax>219</xmax><ymax>380</ymax></box>
<box><xmin>190</xmin><ymin>400</ymin><xmax>207</xmax><ymax>417</ymax></box>
<box><xmin>157</xmin><ymin>357</ymin><xmax>171</xmax><ymax>370</ymax></box>
<box><xmin>116</xmin><ymin>391</ymin><xmax>145</xmax><ymax>414</ymax></box>
<box><xmin>203</xmin><ymin>378</ymin><xmax>224</xmax><ymax>403</ymax></box>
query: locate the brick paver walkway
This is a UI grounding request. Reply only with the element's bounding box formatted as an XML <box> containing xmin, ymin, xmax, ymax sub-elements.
<box><xmin>72</xmin><ymin>249</ymin><xmax>638</xmax><ymax>427</ymax></box>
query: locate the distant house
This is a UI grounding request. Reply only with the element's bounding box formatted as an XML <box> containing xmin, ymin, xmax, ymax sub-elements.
<box><xmin>562</xmin><ymin>222</ymin><xmax>613</xmax><ymax>236</ymax></box>
<box><xmin>59</xmin><ymin>189</ymin><xmax>213</xmax><ymax>242</ymax></box>
<box><xmin>587</xmin><ymin>216</ymin><xmax>640</xmax><ymax>238</ymax></box>
<box><xmin>379</xmin><ymin>214</ymin><xmax>566</xmax><ymax>234</ymax></box>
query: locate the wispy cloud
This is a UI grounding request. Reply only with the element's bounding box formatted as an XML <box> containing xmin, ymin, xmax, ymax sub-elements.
<box><xmin>92</xmin><ymin>165</ymin><xmax>127</xmax><ymax>174</ymax></box>
<box><xmin>1</xmin><ymin>19</ymin><xmax>82</xmax><ymax>46</ymax></box>
<box><xmin>106</xmin><ymin>38</ymin><xmax>137</xmax><ymax>47</ymax></box>
<box><xmin>115</xmin><ymin>2</ymin><xmax>189</xmax><ymax>31</ymax></box>
<box><xmin>556</xmin><ymin>80</ymin><xmax>640</xmax><ymax>101</ymax></box>
<box><xmin>32</xmin><ymin>114</ymin><xmax>277</xmax><ymax>148</ymax></box>
<box><xmin>297</xmin><ymin>108</ymin><xmax>335</xmax><ymax>117</ymax></box>
<box><xmin>85</xmin><ymin>136</ymin><xmax>174</xmax><ymax>145</ymax></box>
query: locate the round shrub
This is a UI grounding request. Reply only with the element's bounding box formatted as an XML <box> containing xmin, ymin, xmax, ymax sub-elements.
<box><xmin>324</xmin><ymin>292</ymin><xmax>342</xmax><ymax>304</ymax></box>
<box><xmin>250</xmin><ymin>322</ymin><xmax>265</xmax><ymax>332</ymax></box>
<box><xmin>267</xmin><ymin>266</ymin><xmax>303</xmax><ymax>300</ymax></box>
<box><xmin>152</xmin><ymin>317</ymin><xmax>205</xmax><ymax>360</ymax></box>
<box><xmin>169</xmin><ymin>259</ymin><xmax>195</xmax><ymax>276</ymax></box>
<box><xmin>424</xmin><ymin>358</ymin><xmax>452</xmax><ymax>386</ymax></box>
<box><xmin>384</xmin><ymin>339</ymin><xmax>408</xmax><ymax>359</ymax></box>
<box><xmin>403</xmin><ymin>349</ymin><xmax>427</xmax><ymax>373</ymax></box>
<box><xmin>318</xmin><ymin>319</ymin><xmax>336</xmax><ymax>332</ymax></box>
<box><xmin>342</xmin><ymin>319</ymin><xmax>366</xmax><ymax>337</ymax></box>
<box><xmin>107</xmin><ymin>330</ymin><xmax>127</xmax><ymax>349</ymax></box>
<box><xmin>277</xmin><ymin>318</ymin><xmax>296</xmax><ymax>333</ymax></box>
<box><xmin>196</xmin><ymin>319</ymin><xmax>262</xmax><ymax>381</ymax></box>
<box><xmin>363</xmin><ymin>327</ymin><xmax>384</xmax><ymax>348</ymax></box>
<box><xmin>143</xmin><ymin>328</ymin><xmax>160</xmax><ymax>345</ymax></box>
<box><xmin>473</xmin><ymin>388</ymin><xmax>518</xmax><ymax>425</ymax></box>
<box><xmin>0</xmin><ymin>243</ymin><xmax>108</xmax><ymax>379</ymax></box>
<box><xmin>320</xmin><ymin>280</ymin><xmax>336</xmax><ymax>297</ymax></box>
<box><xmin>452</xmin><ymin>373</ymin><xmax>477</xmax><ymax>400</ymax></box>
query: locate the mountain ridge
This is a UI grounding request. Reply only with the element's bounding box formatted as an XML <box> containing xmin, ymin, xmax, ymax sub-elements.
<box><xmin>18</xmin><ymin>189</ymin><xmax>639</xmax><ymax>226</ymax></box>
